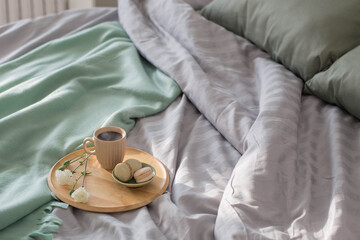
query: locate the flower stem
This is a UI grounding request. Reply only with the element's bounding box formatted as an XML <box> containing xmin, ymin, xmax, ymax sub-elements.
<box><xmin>81</xmin><ymin>154</ymin><xmax>89</xmax><ymax>187</ymax></box>
<box><xmin>71</xmin><ymin>158</ymin><xmax>86</xmax><ymax>174</ymax></box>
<box><xmin>58</xmin><ymin>152</ymin><xmax>86</xmax><ymax>171</ymax></box>
<box><xmin>69</xmin><ymin>152</ymin><xmax>86</xmax><ymax>164</ymax></box>
<box><xmin>69</xmin><ymin>174</ymin><xmax>83</xmax><ymax>196</ymax></box>
<box><xmin>67</xmin><ymin>153</ymin><xmax>91</xmax><ymax>196</ymax></box>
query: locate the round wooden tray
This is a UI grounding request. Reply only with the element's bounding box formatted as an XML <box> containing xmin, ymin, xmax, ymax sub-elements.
<box><xmin>47</xmin><ymin>147</ymin><xmax>169</xmax><ymax>212</ymax></box>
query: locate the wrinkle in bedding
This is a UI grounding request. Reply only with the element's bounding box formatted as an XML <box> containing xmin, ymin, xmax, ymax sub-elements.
<box><xmin>117</xmin><ymin>0</ymin><xmax>360</xmax><ymax>239</ymax></box>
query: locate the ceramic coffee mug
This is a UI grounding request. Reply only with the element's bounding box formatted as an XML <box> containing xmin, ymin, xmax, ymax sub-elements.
<box><xmin>83</xmin><ymin>126</ymin><xmax>126</xmax><ymax>170</ymax></box>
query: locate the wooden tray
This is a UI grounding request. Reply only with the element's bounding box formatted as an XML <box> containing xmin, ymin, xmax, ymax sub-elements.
<box><xmin>47</xmin><ymin>147</ymin><xmax>169</xmax><ymax>212</ymax></box>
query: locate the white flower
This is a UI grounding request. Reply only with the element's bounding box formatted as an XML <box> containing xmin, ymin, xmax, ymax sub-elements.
<box><xmin>71</xmin><ymin>187</ymin><xmax>90</xmax><ymax>203</ymax></box>
<box><xmin>55</xmin><ymin>169</ymin><xmax>73</xmax><ymax>186</ymax></box>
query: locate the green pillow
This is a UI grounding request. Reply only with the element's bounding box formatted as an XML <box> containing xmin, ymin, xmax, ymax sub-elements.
<box><xmin>201</xmin><ymin>0</ymin><xmax>360</xmax><ymax>81</ymax></box>
<box><xmin>304</xmin><ymin>46</ymin><xmax>360</xmax><ymax>119</ymax></box>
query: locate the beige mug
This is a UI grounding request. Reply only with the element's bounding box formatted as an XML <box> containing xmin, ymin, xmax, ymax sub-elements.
<box><xmin>83</xmin><ymin>126</ymin><xmax>126</xmax><ymax>170</ymax></box>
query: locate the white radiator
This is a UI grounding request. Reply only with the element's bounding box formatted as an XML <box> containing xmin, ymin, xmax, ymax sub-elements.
<box><xmin>0</xmin><ymin>0</ymin><xmax>67</xmax><ymax>25</ymax></box>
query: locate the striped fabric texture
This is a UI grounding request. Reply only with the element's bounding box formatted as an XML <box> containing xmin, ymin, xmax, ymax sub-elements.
<box><xmin>115</xmin><ymin>0</ymin><xmax>360</xmax><ymax>239</ymax></box>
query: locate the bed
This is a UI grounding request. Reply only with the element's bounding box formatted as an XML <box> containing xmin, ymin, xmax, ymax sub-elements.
<box><xmin>1</xmin><ymin>0</ymin><xmax>360</xmax><ymax>239</ymax></box>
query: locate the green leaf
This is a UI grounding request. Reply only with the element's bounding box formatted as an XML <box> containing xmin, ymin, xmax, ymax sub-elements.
<box><xmin>81</xmin><ymin>171</ymin><xmax>91</xmax><ymax>176</ymax></box>
<box><xmin>63</xmin><ymin>160</ymin><xmax>70</xmax><ymax>165</ymax></box>
<box><xmin>57</xmin><ymin>165</ymin><xmax>66</xmax><ymax>171</ymax></box>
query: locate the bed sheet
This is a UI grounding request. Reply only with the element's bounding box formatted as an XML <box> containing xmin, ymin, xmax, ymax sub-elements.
<box><xmin>119</xmin><ymin>0</ymin><xmax>360</xmax><ymax>238</ymax></box>
<box><xmin>57</xmin><ymin>0</ymin><xmax>360</xmax><ymax>239</ymax></box>
<box><xmin>0</xmin><ymin>8</ymin><xmax>118</xmax><ymax>65</ymax></box>
<box><xmin>1</xmin><ymin>0</ymin><xmax>360</xmax><ymax>239</ymax></box>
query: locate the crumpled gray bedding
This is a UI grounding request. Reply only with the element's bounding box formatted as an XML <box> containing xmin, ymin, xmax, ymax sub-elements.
<box><xmin>116</xmin><ymin>2</ymin><xmax>360</xmax><ymax>238</ymax></box>
<box><xmin>0</xmin><ymin>8</ymin><xmax>118</xmax><ymax>65</ymax></box>
<box><xmin>3</xmin><ymin>1</ymin><xmax>360</xmax><ymax>239</ymax></box>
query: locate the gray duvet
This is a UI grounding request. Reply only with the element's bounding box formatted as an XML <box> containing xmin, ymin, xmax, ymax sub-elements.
<box><xmin>115</xmin><ymin>1</ymin><xmax>360</xmax><ymax>238</ymax></box>
<box><xmin>2</xmin><ymin>1</ymin><xmax>360</xmax><ymax>239</ymax></box>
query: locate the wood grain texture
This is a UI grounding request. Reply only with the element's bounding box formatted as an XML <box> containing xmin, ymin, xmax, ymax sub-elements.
<box><xmin>47</xmin><ymin>147</ymin><xmax>169</xmax><ymax>212</ymax></box>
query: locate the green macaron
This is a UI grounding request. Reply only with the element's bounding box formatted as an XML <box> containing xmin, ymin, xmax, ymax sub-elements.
<box><xmin>114</xmin><ymin>162</ymin><xmax>132</xmax><ymax>182</ymax></box>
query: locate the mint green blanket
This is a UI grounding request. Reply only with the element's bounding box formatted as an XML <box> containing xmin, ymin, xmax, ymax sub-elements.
<box><xmin>0</xmin><ymin>22</ymin><xmax>180</xmax><ymax>239</ymax></box>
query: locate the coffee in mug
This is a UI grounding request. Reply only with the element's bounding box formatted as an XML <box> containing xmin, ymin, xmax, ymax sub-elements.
<box><xmin>83</xmin><ymin>126</ymin><xmax>126</xmax><ymax>170</ymax></box>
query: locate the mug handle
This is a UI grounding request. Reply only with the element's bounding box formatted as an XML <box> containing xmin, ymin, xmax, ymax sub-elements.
<box><xmin>83</xmin><ymin>137</ymin><xmax>96</xmax><ymax>155</ymax></box>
